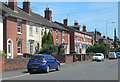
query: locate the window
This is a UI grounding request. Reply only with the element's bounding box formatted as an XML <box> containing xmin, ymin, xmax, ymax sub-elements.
<box><xmin>18</xmin><ymin>42</ymin><xmax>22</xmax><ymax>54</ymax></box>
<box><xmin>56</xmin><ymin>30</ymin><xmax>58</xmax><ymax>40</ymax></box>
<box><xmin>36</xmin><ymin>27</ymin><xmax>39</xmax><ymax>34</ymax></box>
<box><xmin>17</xmin><ymin>19</ymin><xmax>22</xmax><ymax>33</ymax></box>
<box><xmin>8</xmin><ymin>41</ymin><xmax>12</xmax><ymax>54</ymax></box>
<box><xmin>62</xmin><ymin>31</ymin><xmax>65</xmax><ymax>41</ymax></box>
<box><xmin>30</xmin><ymin>43</ymin><xmax>33</xmax><ymax>54</ymax></box>
<box><xmin>29</xmin><ymin>26</ymin><xmax>33</xmax><ymax>36</ymax></box>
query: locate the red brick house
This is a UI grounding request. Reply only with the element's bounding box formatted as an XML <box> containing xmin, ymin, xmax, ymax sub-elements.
<box><xmin>68</xmin><ymin>20</ymin><xmax>92</xmax><ymax>54</ymax></box>
<box><xmin>44</xmin><ymin>8</ymin><xmax>70</xmax><ymax>54</ymax></box>
<box><xmin>2</xmin><ymin>0</ymin><xmax>27</xmax><ymax>58</ymax></box>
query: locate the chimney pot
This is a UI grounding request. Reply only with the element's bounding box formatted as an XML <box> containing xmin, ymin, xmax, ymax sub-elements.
<box><xmin>74</xmin><ymin>20</ymin><xmax>78</xmax><ymax>26</ymax></box>
<box><xmin>23</xmin><ymin>0</ymin><xmax>31</xmax><ymax>14</ymax></box>
<box><xmin>8</xmin><ymin>0</ymin><xmax>17</xmax><ymax>11</ymax></box>
<box><xmin>63</xmin><ymin>19</ymin><xmax>68</xmax><ymax>27</ymax></box>
<box><xmin>83</xmin><ymin>25</ymin><xmax>87</xmax><ymax>32</ymax></box>
<box><xmin>44</xmin><ymin>7</ymin><xmax>52</xmax><ymax>22</ymax></box>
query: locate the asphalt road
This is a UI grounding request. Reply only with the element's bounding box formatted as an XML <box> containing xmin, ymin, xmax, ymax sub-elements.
<box><xmin>1</xmin><ymin>59</ymin><xmax>119</xmax><ymax>80</ymax></box>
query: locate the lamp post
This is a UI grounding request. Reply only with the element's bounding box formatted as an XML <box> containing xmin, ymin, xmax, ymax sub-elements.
<box><xmin>106</xmin><ymin>22</ymin><xmax>115</xmax><ymax>58</ymax></box>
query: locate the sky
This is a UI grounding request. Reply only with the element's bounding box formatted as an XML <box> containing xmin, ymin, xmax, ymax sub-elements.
<box><xmin>3</xmin><ymin>0</ymin><xmax>119</xmax><ymax>39</ymax></box>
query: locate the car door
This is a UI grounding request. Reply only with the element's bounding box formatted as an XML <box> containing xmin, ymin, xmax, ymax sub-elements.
<box><xmin>50</xmin><ymin>56</ymin><xmax>58</xmax><ymax>69</ymax></box>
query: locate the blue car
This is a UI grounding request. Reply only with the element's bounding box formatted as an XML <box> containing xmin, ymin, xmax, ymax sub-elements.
<box><xmin>27</xmin><ymin>54</ymin><xmax>60</xmax><ymax>74</ymax></box>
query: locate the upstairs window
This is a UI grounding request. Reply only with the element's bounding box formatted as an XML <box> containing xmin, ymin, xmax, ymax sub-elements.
<box><xmin>62</xmin><ymin>31</ymin><xmax>65</xmax><ymax>41</ymax></box>
<box><xmin>36</xmin><ymin>27</ymin><xmax>39</xmax><ymax>34</ymax></box>
<box><xmin>17</xmin><ymin>19</ymin><xmax>22</xmax><ymax>33</ymax></box>
<box><xmin>56</xmin><ymin>29</ymin><xmax>59</xmax><ymax>40</ymax></box>
<box><xmin>29</xmin><ymin>26</ymin><xmax>33</xmax><ymax>36</ymax></box>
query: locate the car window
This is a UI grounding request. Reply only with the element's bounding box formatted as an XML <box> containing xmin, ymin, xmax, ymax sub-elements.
<box><xmin>31</xmin><ymin>56</ymin><xmax>43</xmax><ymax>60</ymax></box>
<box><xmin>95</xmin><ymin>54</ymin><xmax>102</xmax><ymax>56</ymax></box>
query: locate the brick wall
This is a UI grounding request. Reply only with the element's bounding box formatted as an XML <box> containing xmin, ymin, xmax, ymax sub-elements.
<box><xmin>0</xmin><ymin>57</ymin><xmax>29</xmax><ymax>72</ymax></box>
<box><xmin>4</xmin><ymin>16</ymin><xmax>26</xmax><ymax>58</ymax></box>
<box><xmin>54</xmin><ymin>55</ymin><xmax>73</xmax><ymax>63</ymax></box>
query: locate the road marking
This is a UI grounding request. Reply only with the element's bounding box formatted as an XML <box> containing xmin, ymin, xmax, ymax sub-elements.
<box><xmin>0</xmin><ymin>73</ymin><xmax>29</xmax><ymax>80</ymax></box>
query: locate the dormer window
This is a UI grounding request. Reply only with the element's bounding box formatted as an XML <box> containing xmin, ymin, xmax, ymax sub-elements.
<box><xmin>17</xmin><ymin>19</ymin><xmax>22</xmax><ymax>34</ymax></box>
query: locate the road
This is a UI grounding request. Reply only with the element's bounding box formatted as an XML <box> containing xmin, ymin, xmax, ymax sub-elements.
<box><xmin>1</xmin><ymin>59</ymin><xmax>119</xmax><ymax>80</ymax></box>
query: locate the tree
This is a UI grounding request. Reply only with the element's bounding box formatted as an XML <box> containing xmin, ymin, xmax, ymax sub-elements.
<box><xmin>86</xmin><ymin>44</ymin><xmax>107</xmax><ymax>55</ymax></box>
<box><xmin>114</xmin><ymin>28</ymin><xmax>118</xmax><ymax>49</ymax></box>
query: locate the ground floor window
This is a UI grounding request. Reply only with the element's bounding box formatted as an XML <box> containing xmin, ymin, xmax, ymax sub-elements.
<box><xmin>30</xmin><ymin>43</ymin><xmax>33</xmax><ymax>54</ymax></box>
<box><xmin>18</xmin><ymin>42</ymin><xmax>22</xmax><ymax>54</ymax></box>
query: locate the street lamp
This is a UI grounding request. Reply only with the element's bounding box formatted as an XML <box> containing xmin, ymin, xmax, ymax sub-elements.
<box><xmin>106</xmin><ymin>22</ymin><xmax>115</xmax><ymax>58</ymax></box>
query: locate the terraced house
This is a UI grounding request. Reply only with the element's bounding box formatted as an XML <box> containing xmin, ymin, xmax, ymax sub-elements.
<box><xmin>2</xmin><ymin>0</ymin><xmax>27</xmax><ymax>58</ymax></box>
<box><xmin>1</xmin><ymin>0</ymin><xmax>70</xmax><ymax>58</ymax></box>
<box><xmin>69</xmin><ymin>21</ymin><xmax>92</xmax><ymax>54</ymax></box>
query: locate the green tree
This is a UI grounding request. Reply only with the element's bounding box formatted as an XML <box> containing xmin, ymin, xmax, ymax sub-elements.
<box><xmin>47</xmin><ymin>31</ymin><xmax>54</xmax><ymax>45</ymax></box>
<box><xmin>114</xmin><ymin>28</ymin><xmax>118</xmax><ymax>49</ymax></box>
<box><xmin>86</xmin><ymin>44</ymin><xmax>107</xmax><ymax>55</ymax></box>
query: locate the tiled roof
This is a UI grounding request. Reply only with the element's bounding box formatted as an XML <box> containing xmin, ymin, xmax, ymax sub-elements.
<box><xmin>1</xmin><ymin>2</ymin><xmax>68</xmax><ymax>31</ymax></box>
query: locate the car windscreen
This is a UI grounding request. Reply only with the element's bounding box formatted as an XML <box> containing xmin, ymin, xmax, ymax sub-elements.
<box><xmin>116</xmin><ymin>52</ymin><xmax>120</xmax><ymax>55</ymax></box>
<box><xmin>30</xmin><ymin>56</ymin><xmax>44</xmax><ymax>60</ymax></box>
<box><xmin>95</xmin><ymin>54</ymin><xmax>102</xmax><ymax>56</ymax></box>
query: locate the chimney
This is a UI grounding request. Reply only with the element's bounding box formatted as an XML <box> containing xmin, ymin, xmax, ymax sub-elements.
<box><xmin>8</xmin><ymin>0</ymin><xmax>17</xmax><ymax>11</ymax></box>
<box><xmin>94</xmin><ymin>28</ymin><xmax>97</xmax><ymax>42</ymax></box>
<box><xmin>44</xmin><ymin>7</ymin><xmax>52</xmax><ymax>22</ymax></box>
<box><xmin>63</xmin><ymin>19</ymin><xmax>68</xmax><ymax>27</ymax></box>
<box><xmin>74</xmin><ymin>20</ymin><xmax>78</xmax><ymax>26</ymax></box>
<box><xmin>82</xmin><ymin>25</ymin><xmax>87</xmax><ymax>32</ymax></box>
<box><xmin>23</xmin><ymin>0</ymin><xmax>31</xmax><ymax>14</ymax></box>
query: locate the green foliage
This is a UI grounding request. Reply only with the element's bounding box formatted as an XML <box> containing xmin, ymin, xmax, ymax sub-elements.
<box><xmin>40</xmin><ymin>30</ymin><xmax>66</xmax><ymax>55</ymax></box>
<box><xmin>0</xmin><ymin>50</ymin><xmax>6</xmax><ymax>56</ymax></box>
<box><xmin>116</xmin><ymin>48</ymin><xmax>120</xmax><ymax>52</ymax></box>
<box><xmin>86</xmin><ymin>44</ymin><xmax>107</xmax><ymax>54</ymax></box>
<box><xmin>58</xmin><ymin>43</ymin><xmax>65</xmax><ymax>55</ymax></box>
<box><xmin>42</xmin><ymin>30</ymin><xmax>54</xmax><ymax>48</ymax></box>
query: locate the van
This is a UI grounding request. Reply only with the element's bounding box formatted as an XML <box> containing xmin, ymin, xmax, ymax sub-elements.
<box><xmin>108</xmin><ymin>52</ymin><xmax>117</xmax><ymax>59</ymax></box>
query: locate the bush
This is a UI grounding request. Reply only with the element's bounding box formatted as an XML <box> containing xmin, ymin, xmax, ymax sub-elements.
<box><xmin>23</xmin><ymin>53</ymin><xmax>33</xmax><ymax>58</ymax></box>
<box><xmin>0</xmin><ymin>50</ymin><xmax>6</xmax><ymax>57</ymax></box>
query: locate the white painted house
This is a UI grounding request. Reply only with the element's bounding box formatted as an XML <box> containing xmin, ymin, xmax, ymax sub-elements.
<box><xmin>0</xmin><ymin>15</ymin><xmax>3</xmax><ymax>51</ymax></box>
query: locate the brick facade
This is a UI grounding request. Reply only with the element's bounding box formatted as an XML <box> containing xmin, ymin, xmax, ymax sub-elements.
<box><xmin>3</xmin><ymin>16</ymin><xmax>26</xmax><ymax>58</ymax></box>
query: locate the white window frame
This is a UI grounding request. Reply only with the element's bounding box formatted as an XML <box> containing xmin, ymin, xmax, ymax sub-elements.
<box><xmin>30</xmin><ymin>42</ymin><xmax>33</xmax><ymax>54</ymax></box>
<box><xmin>17</xmin><ymin>19</ymin><xmax>22</xmax><ymax>34</ymax></box>
<box><xmin>36</xmin><ymin>27</ymin><xmax>39</xmax><ymax>34</ymax></box>
<box><xmin>17</xmin><ymin>42</ymin><xmax>22</xmax><ymax>55</ymax></box>
<box><xmin>56</xmin><ymin>29</ymin><xmax>59</xmax><ymax>40</ymax></box>
<box><xmin>29</xmin><ymin>26</ymin><xmax>33</xmax><ymax>36</ymax></box>
<box><xmin>62</xmin><ymin>31</ymin><xmax>65</xmax><ymax>42</ymax></box>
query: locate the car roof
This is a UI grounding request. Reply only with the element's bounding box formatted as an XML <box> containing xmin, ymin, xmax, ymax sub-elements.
<box><xmin>34</xmin><ymin>54</ymin><xmax>51</xmax><ymax>57</ymax></box>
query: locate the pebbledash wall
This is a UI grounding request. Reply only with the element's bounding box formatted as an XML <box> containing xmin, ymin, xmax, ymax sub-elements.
<box><xmin>26</xmin><ymin>21</ymin><xmax>50</xmax><ymax>54</ymax></box>
<box><xmin>0</xmin><ymin>15</ymin><xmax>3</xmax><ymax>51</ymax></box>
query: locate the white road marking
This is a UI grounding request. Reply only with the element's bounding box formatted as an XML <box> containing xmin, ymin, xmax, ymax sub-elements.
<box><xmin>0</xmin><ymin>73</ymin><xmax>29</xmax><ymax>80</ymax></box>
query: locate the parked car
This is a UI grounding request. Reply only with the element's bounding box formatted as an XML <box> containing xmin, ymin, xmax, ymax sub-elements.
<box><xmin>27</xmin><ymin>54</ymin><xmax>60</xmax><ymax>74</ymax></box>
<box><xmin>116</xmin><ymin>52</ymin><xmax>120</xmax><ymax>58</ymax></box>
<box><xmin>92</xmin><ymin>53</ymin><xmax>104</xmax><ymax>62</ymax></box>
<box><xmin>108</xmin><ymin>52</ymin><xmax>117</xmax><ymax>59</ymax></box>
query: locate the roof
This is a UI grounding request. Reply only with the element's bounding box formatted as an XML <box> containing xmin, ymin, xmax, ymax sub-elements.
<box><xmin>1</xmin><ymin>2</ymin><xmax>68</xmax><ymax>31</ymax></box>
<box><xmin>69</xmin><ymin>25</ymin><xmax>92</xmax><ymax>36</ymax></box>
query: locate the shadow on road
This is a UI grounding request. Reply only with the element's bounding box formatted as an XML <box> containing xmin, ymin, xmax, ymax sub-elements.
<box><xmin>22</xmin><ymin>70</ymin><xmax>57</xmax><ymax>75</ymax></box>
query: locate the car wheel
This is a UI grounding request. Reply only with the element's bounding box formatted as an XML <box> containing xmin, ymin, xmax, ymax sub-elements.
<box><xmin>29</xmin><ymin>70</ymin><xmax>34</xmax><ymax>74</ymax></box>
<box><xmin>56</xmin><ymin>65</ymin><xmax>60</xmax><ymax>71</ymax></box>
<box><xmin>46</xmin><ymin>66</ymin><xmax>50</xmax><ymax>73</ymax></box>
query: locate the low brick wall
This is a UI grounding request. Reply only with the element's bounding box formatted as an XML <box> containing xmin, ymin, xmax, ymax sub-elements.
<box><xmin>65</xmin><ymin>55</ymin><xmax>73</xmax><ymax>63</ymax></box>
<box><xmin>0</xmin><ymin>57</ymin><xmax>29</xmax><ymax>72</ymax></box>
<box><xmin>0</xmin><ymin>56</ymin><xmax>4</xmax><ymax>72</ymax></box>
<box><xmin>54</xmin><ymin>55</ymin><xmax>73</xmax><ymax>63</ymax></box>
